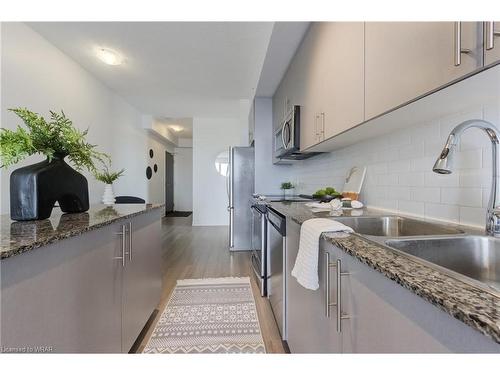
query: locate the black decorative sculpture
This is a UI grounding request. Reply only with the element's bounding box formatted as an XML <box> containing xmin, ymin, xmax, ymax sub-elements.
<box><xmin>10</xmin><ymin>153</ymin><xmax>89</xmax><ymax>221</ymax></box>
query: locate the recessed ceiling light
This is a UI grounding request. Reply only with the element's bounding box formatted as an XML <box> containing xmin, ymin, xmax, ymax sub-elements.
<box><xmin>169</xmin><ymin>125</ymin><xmax>183</xmax><ymax>132</ymax></box>
<box><xmin>96</xmin><ymin>48</ymin><xmax>123</xmax><ymax>66</ymax></box>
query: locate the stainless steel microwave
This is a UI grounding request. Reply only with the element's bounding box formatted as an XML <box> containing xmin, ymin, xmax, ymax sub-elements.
<box><xmin>274</xmin><ymin>105</ymin><xmax>300</xmax><ymax>159</ymax></box>
<box><xmin>274</xmin><ymin>105</ymin><xmax>322</xmax><ymax>160</ymax></box>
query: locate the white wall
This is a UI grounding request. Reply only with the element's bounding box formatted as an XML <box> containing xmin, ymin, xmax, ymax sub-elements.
<box><xmin>0</xmin><ymin>23</ymin><xmax>167</xmax><ymax>213</ymax></box>
<box><xmin>253</xmin><ymin>97</ymin><xmax>293</xmax><ymax>194</ymax></box>
<box><xmin>173</xmin><ymin>147</ymin><xmax>193</xmax><ymax>211</ymax></box>
<box><xmin>192</xmin><ymin>117</ymin><xmax>245</xmax><ymax>226</ymax></box>
<box><xmin>291</xmin><ymin>100</ymin><xmax>500</xmax><ymax>227</ymax></box>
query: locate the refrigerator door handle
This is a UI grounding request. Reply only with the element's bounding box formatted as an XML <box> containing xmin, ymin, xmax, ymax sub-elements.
<box><xmin>228</xmin><ymin>147</ymin><xmax>234</xmax><ymax>248</ymax></box>
<box><xmin>229</xmin><ymin>207</ymin><xmax>234</xmax><ymax>248</ymax></box>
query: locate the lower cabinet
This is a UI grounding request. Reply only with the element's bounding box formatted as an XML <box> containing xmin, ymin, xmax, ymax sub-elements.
<box><xmin>121</xmin><ymin>212</ymin><xmax>162</xmax><ymax>352</ymax></box>
<box><xmin>286</xmin><ymin>219</ymin><xmax>340</xmax><ymax>353</ymax></box>
<box><xmin>286</xmin><ymin>223</ymin><xmax>500</xmax><ymax>353</ymax></box>
<box><xmin>0</xmin><ymin>210</ymin><xmax>162</xmax><ymax>353</ymax></box>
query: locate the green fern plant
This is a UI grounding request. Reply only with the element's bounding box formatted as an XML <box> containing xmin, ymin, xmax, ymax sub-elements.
<box><xmin>94</xmin><ymin>164</ymin><xmax>125</xmax><ymax>184</ymax></box>
<box><xmin>0</xmin><ymin>108</ymin><xmax>109</xmax><ymax>173</ymax></box>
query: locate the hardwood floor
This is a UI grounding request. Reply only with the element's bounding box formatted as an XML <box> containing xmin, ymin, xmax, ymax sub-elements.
<box><xmin>137</xmin><ymin>216</ymin><xmax>286</xmax><ymax>353</ymax></box>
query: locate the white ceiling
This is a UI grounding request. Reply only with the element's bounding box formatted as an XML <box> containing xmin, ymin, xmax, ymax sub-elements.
<box><xmin>27</xmin><ymin>22</ymin><xmax>274</xmax><ymax>118</ymax></box>
<box><xmin>159</xmin><ymin>117</ymin><xmax>193</xmax><ymax>138</ymax></box>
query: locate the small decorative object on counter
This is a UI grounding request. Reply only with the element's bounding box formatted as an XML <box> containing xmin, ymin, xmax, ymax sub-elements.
<box><xmin>281</xmin><ymin>181</ymin><xmax>295</xmax><ymax>198</ymax></box>
<box><xmin>341</xmin><ymin>197</ymin><xmax>364</xmax><ymax>209</ymax></box>
<box><xmin>0</xmin><ymin>108</ymin><xmax>109</xmax><ymax>221</ymax></box>
<box><xmin>312</xmin><ymin>186</ymin><xmax>342</xmax><ymax>201</ymax></box>
<box><xmin>342</xmin><ymin>166</ymin><xmax>366</xmax><ymax>200</ymax></box>
<box><xmin>94</xmin><ymin>164</ymin><xmax>125</xmax><ymax>206</ymax></box>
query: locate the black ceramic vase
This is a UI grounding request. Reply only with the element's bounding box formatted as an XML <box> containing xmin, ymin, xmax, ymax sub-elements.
<box><xmin>10</xmin><ymin>153</ymin><xmax>89</xmax><ymax>221</ymax></box>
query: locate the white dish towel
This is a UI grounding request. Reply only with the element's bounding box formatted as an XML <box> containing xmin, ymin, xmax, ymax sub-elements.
<box><xmin>291</xmin><ymin>218</ymin><xmax>354</xmax><ymax>290</ymax></box>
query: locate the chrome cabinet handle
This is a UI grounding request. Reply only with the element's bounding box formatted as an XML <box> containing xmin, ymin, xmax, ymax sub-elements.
<box><xmin>336</xmin><ymin>259</ymin><xmax>350</xmax><ymax>332</ymax></box>
<box><xmin>283</xmin><ymin>122</ymin><xmax>291</xmax><ymax>149</ymax></box>
<box><xmin>454</xmin><ymin>22</ymin><xmax>472</xmax><ymax>66</ymax></box>
<box><xmin>485</xmin><ymin>21</ymin><xmax>500</xmax><ymax>51</ymax></box>
<box><xmin>315</xmin><ymin>114</ymin><xmax>320</xmax><ymax>142</ymax></box>
<box><xmin>320</xmin><ymin>112</ymin><xmax>325</xmax><ymax>140</ymax></box>
<box><xmin>128</xmin><ymin>222</ymin><xmax>132</xmax><ymax>262</ymax></box>
<box><xmin>324</xmin><ymin>252</ymin><xmax>337</xmax><ymax>317</ymax></box>
<box><xmin>113</xmin><ymin>224</ymin><xmax>126</xmax><ymax>267</ymax></box>
<box><xmin>281</xmin><ymin>121</ymin><xmax>287</xmax><ymax>149</ymax></box>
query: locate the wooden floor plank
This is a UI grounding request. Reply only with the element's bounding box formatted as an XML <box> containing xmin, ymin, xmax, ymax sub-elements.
<box><xmin>137</xmin><ymin>216</ymin><xmax>286</xmax><ymax>353</ymax></box>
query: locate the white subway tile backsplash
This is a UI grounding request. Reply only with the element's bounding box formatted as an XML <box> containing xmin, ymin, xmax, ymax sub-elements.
<box><xmin>398</xmin><ymin>200</ymin><xmax>425</xmax><ymax>217</ymax></box>
<box><xmin>388</xmin><ymin>186</ymin><xmax>411</xmax><ymax>201</ymax></box>
<box><xmin>370</xmin><ymin>162</ymin><xmax>388</xmax><ymax>175</ymax></box>
<box><xmin>424</xmin><ymin>171</ymin><xmax>459</xmax><ymax>187</ymax></box>
<box><xmin>459</xmin><ymin>207</ymin><xmax>486</xmax><ymax>227</ymax></box>
<box><xmin>423</xmin><ymin>140</ymin><xmax>444</xmax><ymax>157</ymax></box>
<box><xmin>409</xmin><ymin>121</ymin><xmax>439</xmax><ymax>143</ymax></box>
<box><xmin>440</xmin><ymin>187</ymin><xmax>482</xmax><ymax>207</ymax></box>
<box><xmin>388</xmin><ymin>159</ymin><xmax>410</xmax><ymax>173</ymax></box>
<box><xmin>293</xmin><ymin>102</ymin><xmax>499</xmax><ymax>227</ymax></box>
<box><xmin>459</xmin><ymin>169</ymin><xmax>491</xmax><ymax>188</ymax></box>
<box><xmin>424</xmin><ymin>203</ymin><xmax>460</xmax><ymax>223</ymax></box>
<box><xmin>398</xmin><ymin>172</ymin><xmax>424</xmax><ymax>187</ymax></box>
<box><xmin>439</xmin><ymin>108</ymin><xmax>483</xmax><ymax>140</ymax></box>
<box><xmin>410</xmin><ymin>187</ymin><xmax>441</xmax><ymax>203</ymax></box>
<box><xmin>455</xmin><ymin>149</ymin><xmax>482</xmax><ymax>169</ymax></box>
<box><xmin>410</xmin><ymin>156</ymin><xmax>437</xmax><ymax>172</ymax></box>
<box><xmin>398</xmin><ymin>142</ymin><xmax>425</xmax><ymax>160</ymax></box>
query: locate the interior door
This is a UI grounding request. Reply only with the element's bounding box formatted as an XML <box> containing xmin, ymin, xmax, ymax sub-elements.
<box><xmin>365</xmin><ymin>22</ymin><xmax>481</xmax><ymax>120</ymax></box>
<box><xmin>165</xmin><ymin>151</ymin><xmax>174</xmax><ymax>213</ymax></box>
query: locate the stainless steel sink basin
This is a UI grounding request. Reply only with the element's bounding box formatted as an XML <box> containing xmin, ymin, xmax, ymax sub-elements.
<box><xmin>386</xmin><ymin>236</ymin><xmax>500</xmax><ymax>293</ymax></box>
<box><xmin>333</xmin><ymin>216</ymin><xmax>463</xmax><ymax>237</ymax></box>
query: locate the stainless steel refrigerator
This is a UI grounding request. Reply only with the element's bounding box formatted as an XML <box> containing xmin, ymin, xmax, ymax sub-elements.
<box><xmin>227</xmin><ymin>146</ymin><xmax>254</xmax><ymax>251</ymax></box>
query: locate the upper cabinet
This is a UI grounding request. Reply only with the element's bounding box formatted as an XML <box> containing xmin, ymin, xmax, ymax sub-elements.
<box><xmin>364</xmin><ymin>22</ymin><xmax>482</xmax><ymax>120</ymax></box>
<box><xmin>273</xmin><ymin>22</ymin><xmax>500</xmax><ymax>154</ymax></box>
<box><xmin>274</xmin><ymin>23</ymin><xmax>364</xmax><ymax>150</ymax></box>
<box><xmin>485</xmin><ymin>21</ymin><xmax>500</xmax><ymax>66</ymax></box>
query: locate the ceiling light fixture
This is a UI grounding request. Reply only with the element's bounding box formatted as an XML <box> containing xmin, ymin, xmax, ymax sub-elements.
<box><xmin>96</xmin><ymin>48</ymin><xmax>123</xmax><ymax>66</ymax></box>
<box><xmin>169</xmin><ymin>125</ymin><xmax>183</xmax><ymax>132</ymax></box>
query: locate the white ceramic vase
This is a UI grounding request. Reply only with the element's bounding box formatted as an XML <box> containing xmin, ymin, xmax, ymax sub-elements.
<box><xmin>102</xmin><ymin>184</ymin><xmax>116</xmax><ymax>205</ymax></box>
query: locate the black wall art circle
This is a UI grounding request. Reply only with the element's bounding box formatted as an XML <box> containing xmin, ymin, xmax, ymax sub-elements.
<box><xmin>154</xmin><ymin>164</ymin><xmax>158</xmax><ymax>173</ymax></box>
<box><xmin>146</xmin><ymin>166</ymin><xmax>152</xmax><ymax>180</ymax></box>
<box><xmin>149</xmin><ymin>149</ymin><xmax>154</xmax><ymax>158</ymax></box>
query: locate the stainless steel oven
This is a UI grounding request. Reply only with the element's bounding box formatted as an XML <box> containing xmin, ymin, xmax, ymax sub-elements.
<box><xmin>267</xmin><ymin>207</ymin><xmax>287</xmax><ymax>340</ymax></box>
<box><xmin>250</xmin><ymin>202</ymin><xmax>267</xmax><ymax>296</ymax></box>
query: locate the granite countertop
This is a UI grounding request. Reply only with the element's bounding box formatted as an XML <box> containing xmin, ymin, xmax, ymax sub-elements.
<box><xmin>0</xmin><ymin>203</ymin><xmax>164</xmax><ymax>260</ymax></box>
<box><xmin>268</xmin><ymin>200</ymin><xmax>385</xmax><ymax>224</ymax></box>
<box><xmin>269</xmin><ymin>201</ymin><xmax>500</xmax><ymax>344</ymax></box>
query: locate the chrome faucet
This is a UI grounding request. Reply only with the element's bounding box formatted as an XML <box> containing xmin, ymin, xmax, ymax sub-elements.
<box><xmin>433</xmin><ymin>119</ymin><xmax>500</xmax><ymax>236</ymax></box>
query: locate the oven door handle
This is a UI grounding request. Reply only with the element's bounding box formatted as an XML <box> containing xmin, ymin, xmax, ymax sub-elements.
<box><xmin>281</xmin><ymin>120</ymin><xmax>287</xmax><ymax>150</ymax></box>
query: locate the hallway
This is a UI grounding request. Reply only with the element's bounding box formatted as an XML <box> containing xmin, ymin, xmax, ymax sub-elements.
<box><xmin>138</xmin><ymin>216</ymin><xmax>286</xmax><ymax>353</ymax></box>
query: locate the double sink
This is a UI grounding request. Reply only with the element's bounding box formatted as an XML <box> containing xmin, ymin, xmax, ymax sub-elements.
<box><xmin>332</xmin><ymin>216</ymin><xmax>500</xmax><ymax>296</ymax></box>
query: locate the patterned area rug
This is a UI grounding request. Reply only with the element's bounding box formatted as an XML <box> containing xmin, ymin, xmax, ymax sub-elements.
<box><xmin>143</xmin><ymin>277</ymin><xmax>266</xmax><ymax>354</ymax></box>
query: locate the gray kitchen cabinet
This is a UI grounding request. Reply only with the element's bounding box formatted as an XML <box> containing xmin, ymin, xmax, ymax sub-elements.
<box><xmin>121</xmin><ymin>211</ymin><xmax>162</xmax><ymax>352</ymax></box>
<box><xmin>324</xmin><ymin>241</ymin><xmax>500</xmax><ymax>353</ymax></box>
<box><xmin>484</xmin><ymin>21</ymin><xmax>500</xmax><ymax>66</ymax></box>
<box><xmin>294</xmin><ymin>23</ymin><xmax>364</xmax><ymax>150</ymax></box>
<box><xmin>0</xmin><ymin>210</ymin><xmax>162</xmax><ymax>353</ymax></box>
<box><xmin>364</xmin><ymin>22</ymin><xmax>482</xmax><ymax>120</ymax></box>
<box><xmin>272</xmin><ymin>23</ymin><xmax>365</xmax><ymax>151</ymax></box>
<box><xmin>1</xmin><ymin>222</ymin><xmax>123</xmax><ymax>353</ymax></box>
<box><xmin>315</xmin><ymin>23</ymin><xmax>364</xmax><ymax>141</ymax></box>
<box><xmin>285</xmin><ymin>218</ymin><xmax>340</xmax><ymax>353</ymax></box>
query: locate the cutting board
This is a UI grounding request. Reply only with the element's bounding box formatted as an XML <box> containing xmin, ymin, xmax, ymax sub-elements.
<box><xmin>342</xmin><ymin>166</ymin><xmax>366</xmax><ymax>200</ymax></box>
